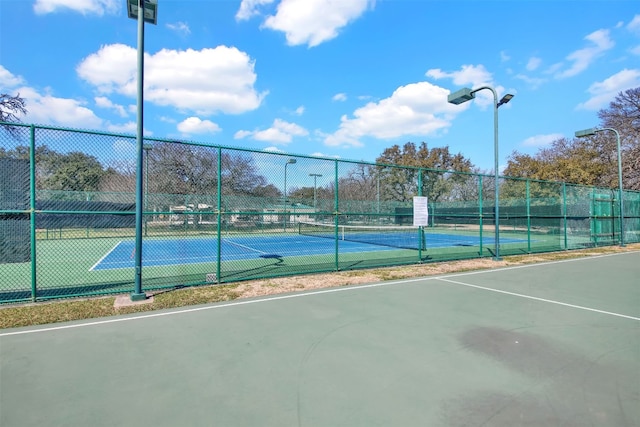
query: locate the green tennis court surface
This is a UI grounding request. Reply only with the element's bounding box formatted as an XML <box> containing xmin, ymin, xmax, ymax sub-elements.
<box><xmin>1</xmin><ymin>251</ymin><xmax>638</xmax><ymax>426</ymax></box>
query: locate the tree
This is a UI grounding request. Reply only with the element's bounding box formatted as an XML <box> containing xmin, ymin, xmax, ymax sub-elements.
<box><xmin>0</xmin><ymin>93</ymin><xmax>27</xmax><ymax>137</ymax></box>
<box><xmin>146</xmin><ymin>143</ymin><xmax>271</xmax><ymax>200</ymax></box>
<box><xmin>598</xmin><ymin>87</ymin><xmax>640</xmax><ymax>190</ymax></box>
<box><xmin>504</xmin><ymin>87</ymin><xmax>640</xmax><ymax>191</ymax></box>
<box><xmin>375</xmin><ymin>142</ymin><xmax>474</xmax><ymax>202</ymax></box>
<box><xmin>0</xmin><ymin>144</ymin><xmax>106</xmax><ymax>192</ymax></box>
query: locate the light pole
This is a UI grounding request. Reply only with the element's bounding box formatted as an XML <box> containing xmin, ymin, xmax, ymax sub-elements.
<box><xmin>127</xmin><ymin>0</ymin><xmax>158</xmax><ymax>301</ymax></box>
<box><xmin>283</xmin><ymin>158</ymin><xmax>296</xmax><ymax>231</ymax></box>
<box><xmin>448</xmin><ymin>86</ymin><xmax>514</xmax><ymax>260</ymax></box>
<box><xmin>309</xmin><ymin>173</ymin><xmax>322</xmax><ymax>209</ymax></box>
<box><xmin>575</xmin><ymin>127</ymin><xmax>625</xmax><ymax>247</ymax></box>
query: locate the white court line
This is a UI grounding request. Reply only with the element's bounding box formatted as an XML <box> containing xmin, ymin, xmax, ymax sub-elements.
<box><xmin>224</xmin><ymin>239</ymin><xmax>268</xmax><ymax>255</ymax></box>
<box><xmin>89</xmin><ymin>241</ymin><xmax>123</xmax><ymax>271</ymax></box>
<box><xmin>435</xmin><ymin>277</ymin><xmax>640</xmax><ymax>322</ymax></box>
<box><xmin>2</xmin><ymin>250</ymin><xmax>638</xmax><ymax>337</ymax></box>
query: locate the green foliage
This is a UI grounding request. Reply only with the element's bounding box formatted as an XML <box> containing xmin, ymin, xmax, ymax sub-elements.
<box><xmin>505</xmin><ymin>87</ymin><xmax>640</xmax><ymax>191</ymax></box>
<box><xmin>0</xmin><ymin>144</ymin><xmax>106</xmax><ymax>191</ymax></box>
<box><xmin>375</xmin><ymin>142</ymin><xmax>474</xmax><ymax>202</ymax></box>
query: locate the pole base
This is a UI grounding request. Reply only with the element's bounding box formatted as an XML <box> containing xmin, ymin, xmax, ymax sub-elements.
<box><xmin>130</xmin><ymin>292</ymin><xmax>147</xmax><ymax>302</ymax></box>
<box><xmin>492</xmin><ymin>256</ymin><xmax>503</xmax><ymax>261</ymax></box>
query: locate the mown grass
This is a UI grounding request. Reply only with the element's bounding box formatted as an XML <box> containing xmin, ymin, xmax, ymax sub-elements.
<box><xmin>1</xmin><ymin>243</ymin><xmax>638</xmax><ymax>330</ymax></box>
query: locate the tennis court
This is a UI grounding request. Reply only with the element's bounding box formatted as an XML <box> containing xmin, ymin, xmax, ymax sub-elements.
<box><xmin>2</xmin><ymin>251</ymin><xmax>638</xmax><ymax>426</ymax></box>
<box><xmin>90</xmin><ymin>229</ymin><xmax>527</xmax><ymax>271</ymax></box>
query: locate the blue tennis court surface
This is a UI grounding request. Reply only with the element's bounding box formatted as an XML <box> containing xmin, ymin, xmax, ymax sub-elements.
<box><xmin>91</xmin><ymin>233</ymin><xmax>525</xmax><ymax>271</ymax></box>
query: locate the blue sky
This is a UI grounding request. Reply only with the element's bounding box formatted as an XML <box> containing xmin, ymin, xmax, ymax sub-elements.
<box><xmin>1</xmin><ymin>0</ymin><xmax>639</xmax><ymax>172</ymax></box>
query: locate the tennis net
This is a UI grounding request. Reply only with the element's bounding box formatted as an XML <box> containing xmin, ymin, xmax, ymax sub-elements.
<box><xmin>298</xmin><ymin>222</ymin><xmax>426</xmax><ymax>250</ymax></box>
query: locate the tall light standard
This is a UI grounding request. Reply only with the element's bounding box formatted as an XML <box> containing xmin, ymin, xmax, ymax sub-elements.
<box><xmin>448</xmin><ymin>86</ymin><xmax>514</xmax><ymax>260</ymax></box>
<box><xmin>575</xmin><ymin>127</ymin><xmax>625</xmax><ymax>247</ymax></box>
<box><xmin>283</xmin><ymin>158</ymin><xmax>296</xmax><ymax>231</ymax></box>
<box><xmin>127</xmin><ymin>0</ymin><xmax>158</xmax><ymax>301</ymax></box>
<box><xmin>309</xmin><ymin>173</ymin><xmax>322</xmax><ymax>209</ymax></box>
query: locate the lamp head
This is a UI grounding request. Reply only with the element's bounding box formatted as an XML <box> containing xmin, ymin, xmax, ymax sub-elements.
<box><xmin>287</xmin><ymin>158</ymin><xmax>297</xmax><ymax>164</ymax></box>
<box><xmin>127</xmin><ymin>0</ymin><xmax>158</xmax><ymax>25</ymax></box>
<box><xmin>497</xmin><ymin>93</ymin><xmax>514</xmax><ymax>107</ymax></box>
<box><xmin>575</xmin><ymin>128</ymin><xmax>598</xmax><ymax>138</ymax></box>
<box><xmin>447</xmin><ymin>88</ymin><xmax>475</xmax><ymax>105</ymax></box>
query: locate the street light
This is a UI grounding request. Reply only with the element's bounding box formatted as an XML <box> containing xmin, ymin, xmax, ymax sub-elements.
<box><xmin>575</xmin><ymin>127</ymin><xmax>625</xmax><ymax>247</ymax></box>
<box><xmin>448</xmin><ymin>86</ymin><xmax>514</xmax><ymax>260</ymax></box>
<box><xmin>128</xmin><ymin>0</ymin><xmax>158</xmax><ymax>302</ymax></box>
<box><xmin>309</xmin><ymin>173</ymin><xmax>322</xmax><ymax>209</ymax></box>
<box><xmin>283</xmin><ymin>158</ymin><xmax>296</xmax><ymax>231</ymax></box>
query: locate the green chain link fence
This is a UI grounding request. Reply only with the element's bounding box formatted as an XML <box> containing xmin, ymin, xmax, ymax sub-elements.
<box><xmin>1</xmin><ymin>123</ymin><xmax>639</xmax><ymax>303</ymax></box>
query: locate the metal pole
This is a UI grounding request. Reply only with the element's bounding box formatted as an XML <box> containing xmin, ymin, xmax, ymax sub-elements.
<box><xmin>601</xmin><ymin>128</ymin><xmax>625</xmax><ymax>247</ymax></box>
<box><xmin>144</xmin><ymin>144</ymin><xmax>150</xmax><ymax>237</ymax></box>
<box><xmin>313</xmin><ymin>175</ymin><xmax>317</xmax><ymax>208</ymax></box>
<box><xmin>131</xmin><ymin>0</ymin><xmax>146</xmax><ymax>301</ymax></box>
<box><xmin>284</xmin><ymin>163</ymin><xmax>288</xmax><ymax>232</ymax></box>
<box><xmin>615</xmin><ymin>130</ymin><xmax>625</xmax><ymax>247</ymax></box>
<box><xmin>492</xmin><ymin>89</ymin><xmax>501</xmax><ymax>260</ymax></box>
<box><xmin>309</xmin><ymin>173</ymin><xmax>322</xmax><ymax>209</ymax></box>
<box><xmin>29</xmin><ymin>125</ymin><xmax>37</xmax><ymax>302</ymax></box>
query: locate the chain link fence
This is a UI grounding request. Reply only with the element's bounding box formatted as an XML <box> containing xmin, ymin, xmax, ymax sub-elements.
<box><xmin>1</xmin><ymin>123</ymin><xmax>639</xmax><ymax>303</ymax></box>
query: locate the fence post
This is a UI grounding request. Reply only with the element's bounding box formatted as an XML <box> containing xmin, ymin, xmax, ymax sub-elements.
<box><xmin>216</xmin><ymin>147</ymin><xmax>222</xmax><ymax>283</ymax></box>
<box><xmin>563</xmin><ymin>182</ymin><xmax>568</xmax><ymax>250</ymax></box>
<box><xmin>478</xmin><ymin>175</ymin><xmax>483</xmax><ymax>256</ymax></box>
<box><xmin>417</xmin><ymin>169</ymin><xmax>423</xmax><ymax>261</ymax></box>
<box><xmin>526</xmin><ymin>179</ymin><xmax>531</xmax><ymax>253</ymax></box>
<box><xmin>334</xmin><ymin>159</ymin><xmax>339</xmax><ymax>271</ymax></box>
<box><xmin>29</xmin><ymin>125</ymin><xmax>37</xmax><ymax>302</ymax></box>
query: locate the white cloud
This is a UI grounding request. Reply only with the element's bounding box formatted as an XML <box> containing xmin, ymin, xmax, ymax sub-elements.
<box><xmin>0</xmin><ymin>65</ymin><xmax>25</xmax><ymax>88</ymax></box>
<box><xmin>627</xmin><ymin>14</ymin><xmax>640</xmax><ymax>33</ymax></box>
<box><xmin>17</xmin><ymin>86</ymin><xmax>103</xmax><ymax>128</ymax></box>
<box><xmin>107</xmin><ymin>122</ymin><xmax>139</xmax><ymax>134</ymax></box>
<box><xmin>526</xmin><ymin>57</ymin><xmax>542</xmax><ymax>71</ymax></box>
<box><xmin>500</xmin><ymin>51</ymin><xmax>510</xmax><ymax>62</ymax></box>
<box><xmin>166</xmin><ymin>21</ymin><xmax>191</xmax><ymax>35</ymax></box>
<box><xmin>234</xmin><ymin>130</ymin><xmax>253</xmax><ymax>139</ymax></box>
<box><xmin>324</xmin><ymin>81</ymin><xmax>460</xmax><ymax>148</ymax></box>
<box><xmin>77</xmin><ymin>44</ymin><xmax>267</xmax><ymax>115</ymax></box>
<box><xmin>177</xmin><ymin>117</ymin><xmax>221</xmax><ymax>134</ymax></box>
<box><xmin>263</xmin><ymin>146</ymin><xmax>284</xmax><ymax>153</ymax></box>
<box><xmin>630</xmin><ymin>45</ymin><xmax>640</xmax><ymax>56</ymax></box>
<box><xmin>34</xmin><ymin>0</ymin><xmax>119</xmax><ymax>15</ymax></box>
<box><xmin>262</xmin><ymin>0</ymin><xmax>375</xmax><ymax>47</ymax></box>
<box><xmin>521</xmin><ymin>133</ymin><xmax>564</xmax><ymax>148</ymax></box>
<box><xmin>310</xmin><ymin>151</ymin><xmax>338</xmax><ymax>158</ymax></box>
<box><xmin>554</xmin><ymin>29</ymin><xmax>614</xmax><ymax>79</ymax></box>
<box><xmin>236</xmin><ymin>0</ymin><xmax>276</xmax><ymax>21</ymax></box>
<box><xmin>514</xmin><ymin>74</ymin><xmax>546</xmax><ymax>89</ymax></box>
<box><xmin>235</xmin><ymin>118</ymin><xmax>308</xmax><ymax>144</ymax></box>
<box><xmin>576</xmin><ymin>68</ymin><xmax>640</xmax><ymax>111</ymax></box>
<box><xmin>294</xmin><ymin>105</ymin><xmax>305</xmax><ymax>115</ymax></box>
<box><xmin>426</xmin><ymin>64</ymin><xmax>493</xmax><ymax>87</ymax></box>
<box><xmin>95</xmin><ymin>96</ymin><xmax>127</xmax><ymax>117</ymax></box>
<box><xmin>332</xmin><ymin>93</ymin><xmax>347</xmax><ymax>102</ymax></box>
<box><xmin>426</xmin><ymin>64</ymin><xmax>502</xmax><ymax>108</ymax></box>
